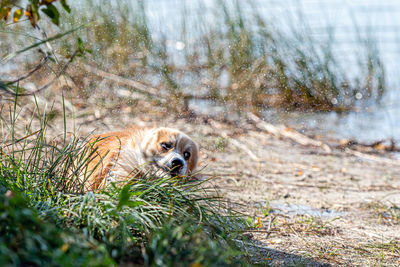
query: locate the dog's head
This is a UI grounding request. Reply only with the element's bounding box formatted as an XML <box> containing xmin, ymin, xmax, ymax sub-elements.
<box><xmin>140</xmin><ymin>127</ymin><xmax>198</xmax><ymax>177</ymax></box>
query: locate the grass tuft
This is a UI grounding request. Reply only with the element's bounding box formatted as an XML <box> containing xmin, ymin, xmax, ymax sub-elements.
<box><xmin>0</xmin><ymin>97</ymin><xmax>250</xmax><ymax>265</ymax></box>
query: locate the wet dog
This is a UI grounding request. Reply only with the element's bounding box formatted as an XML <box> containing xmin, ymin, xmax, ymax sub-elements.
<box><xmin>82</xmin><ymin>125</ymin><xmax>198</xmax><ymax>191</ymax></box>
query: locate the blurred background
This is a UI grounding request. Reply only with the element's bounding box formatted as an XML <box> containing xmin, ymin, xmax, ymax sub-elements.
<box><xmin>1</xmin><ymin>0</ymin><xmax>399</xmax><ymax>145</ymax></box>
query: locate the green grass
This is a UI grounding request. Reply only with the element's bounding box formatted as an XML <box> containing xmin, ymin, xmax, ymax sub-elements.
<box><xmin>0</xmin><ymin>190</ymin><xmax>116</xmax><ymax>267</ymax></box>
<box><xmin>0</xmin><ymin>96</ymin><xmax>251</xmax><ymax>266</ymax></box>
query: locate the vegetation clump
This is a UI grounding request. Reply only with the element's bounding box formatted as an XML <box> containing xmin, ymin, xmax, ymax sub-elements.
<box><xmin>0</xmin><ymin>190</ymin><xmax>115</xmax><ymax>266</ymax></box>
<box><xmin>0</xmin><ymin>94</ymin><xmax>249</xmax><ymax>266</ymax></box>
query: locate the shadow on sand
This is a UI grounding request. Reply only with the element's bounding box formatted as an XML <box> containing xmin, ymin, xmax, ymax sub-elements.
<box><xmin>242</xmin><ymin>239</ymin><xmax>332</xmax><ymax>266</ymax></box>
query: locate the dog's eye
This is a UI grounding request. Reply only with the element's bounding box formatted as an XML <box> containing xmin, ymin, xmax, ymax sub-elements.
<box><xmin>184</xmin><ymin>151</ymin><xmax>191</xmax><ymax>160</ymax></box>
<box><xmin>161</xmin><ymin>142</ymin><xmax>172</xmax><ymax>150</ymax></box>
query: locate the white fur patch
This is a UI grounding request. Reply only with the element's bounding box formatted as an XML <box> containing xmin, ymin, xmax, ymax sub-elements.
<box><xmin>105</xmin><ymin>139</ymin><xmax>144</xmax><ymax>185</ymax></box>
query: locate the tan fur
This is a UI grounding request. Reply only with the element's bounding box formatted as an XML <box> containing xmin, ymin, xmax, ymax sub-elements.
<box><xmin>83</xmin><ymin>125</ymin><xmax>198</xmax><ymax>191</ymax></box>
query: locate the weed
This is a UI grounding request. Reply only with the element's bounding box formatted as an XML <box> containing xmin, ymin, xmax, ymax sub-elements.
<box><xmin>365</xmin><ymin>201</ymin><xmax>400</xmax><ymax>225</ymax></box>
<box><xmin>215</xmin><ymin>136</ymin><xmax>228</xmax><ymax>151</ymax></box>
<box><xmin>365</xmin><ymin>240</ymin><xmax>400</xmax><ymax>254</ymax></box>
<box><xmin>293</xmin><ymin>215</ymin><xmax>339</xmax><ymax>236</ymax></box>
<box><xmin>0</xmin><ymin>190</ymin><xmax>116</xmax><ymax>266</ymax></box>
<box><xmin>144</xmin><ymin>218</ymin><xmax>244</xmax><ymax>266</ymax></box>
<box><xmin>262</xmin><ymin>201</ymin><xmax>271</xmax><ymax>217</ymax></box>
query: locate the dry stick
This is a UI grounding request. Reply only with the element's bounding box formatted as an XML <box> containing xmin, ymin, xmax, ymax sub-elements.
<box><xmin>5</xmin><ymin>53</ymin><xmax>49</xmax><ymax>85</ymax></box>
<box><xmin>81</xmin><ymin>63</ymin><xmax>164</xmax><ymax>98</ymax></box>
<box><xmin>206</xmin><ymin>118</ymin><xmax>261</xmax><ymax>162</ymax></box>
<box><xmin>80</xmin><ymin>63</ymin><xmax>211</xmax><ymax>100</ymax></box>
<box><xmin>2</xmin><ymin>50</ymin><xmax>79</xmax><ymax>97</ymax></box>
<box><xmin>247</xmin><ymin>113</ymin><xmax>400</xmax><ymax>166</ymax></box>
<box><xmin>345</xmin><ymin>148</ymin><xmax>400</xmax><ymax>167</ymax></box>
<box><xmin>247</xmin><ymin>112</ymin><xmax>332</xmax><ymax>153</ymax></box>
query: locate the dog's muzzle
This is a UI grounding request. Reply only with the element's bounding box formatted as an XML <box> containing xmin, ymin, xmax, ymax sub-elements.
<box><xmin>155</xmin><ymin>151</ymin><xmax>187</xmax><ymax>177</ymax></box>
<box><xmin>170</xmin><ymin>158</ymin><xmax>184</xmax><ymax>176</ymax></box>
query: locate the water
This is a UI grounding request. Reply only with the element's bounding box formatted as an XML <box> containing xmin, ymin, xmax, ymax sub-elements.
<box><xmin>262</xmin><ymin>105</ymin><xmax>399</xmax><ymax>143</ymax></box>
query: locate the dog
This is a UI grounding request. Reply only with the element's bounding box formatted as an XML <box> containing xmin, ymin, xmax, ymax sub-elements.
<box><xmin>82</xmin><ymin>125</ymin><xmax>198</xmax><ymax>191</ymax></box>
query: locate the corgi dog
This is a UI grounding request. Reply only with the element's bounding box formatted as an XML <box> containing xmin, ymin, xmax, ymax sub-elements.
<box><xmin>82</xmin><ymin>125</ymin><xmax>198</xmax><ymax>191</ymax></box>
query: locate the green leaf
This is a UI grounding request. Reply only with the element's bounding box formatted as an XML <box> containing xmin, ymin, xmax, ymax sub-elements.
<box><xmin>126</xmin><ymin>200</ymin><xmax>145</xmax><ymax>208</ymax></box>
<box><xmin>77</xmin><ymin>37</ymin><xmax>92</xmax><ymax>57</ymax></box>
<box><xmin>77</xmin><ymin>37</ymin><xmax>84</xmax><ymax>53</ymax></box>
<box><xmin>60</xmin><ymin>0</ymin><xmax>71</xmax><ymax>13</ymax></box>
<box><xmin>117</xmin><ymin>185</ymin><xmax>145</xmax><ymax>210</ymax></box>
<box><xmin>117</xmin><ymin>185</ymin><xmax>131</xmax><ymax>210</ymax></box>
<box><xmin>41</xmin><ymin>3</ymin><xmax>59</xmax><ymax>26</ymax></box>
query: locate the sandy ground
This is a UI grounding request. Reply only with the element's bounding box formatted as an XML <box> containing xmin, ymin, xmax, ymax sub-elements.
<box><xmin>4</xmin><ymin>97</ymin><xmax>400</xmax><ymax>266</ymax></box>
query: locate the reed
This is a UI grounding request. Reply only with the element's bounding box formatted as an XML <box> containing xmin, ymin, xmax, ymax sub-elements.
<box><xmin>53</xmin><ymin>0</ymin><xmax>386</xmax><ymax>114</ymax></box>
<box><xmin>0</xmin><ymin>0</ymin><xmax>386</xmax><ymax>114</ymax></box>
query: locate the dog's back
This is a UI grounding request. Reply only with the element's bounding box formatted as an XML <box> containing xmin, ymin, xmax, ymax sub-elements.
<box><xmin>83</xmin><ymin>125</ymin><xmax>144</xmax><ymax>191</ymax></box>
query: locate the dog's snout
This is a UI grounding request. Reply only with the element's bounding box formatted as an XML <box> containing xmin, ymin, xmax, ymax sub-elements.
<box><xmin>171</xmin><ymin>158</ymin><xmax>183</xmax><ymax>170</ymax></box>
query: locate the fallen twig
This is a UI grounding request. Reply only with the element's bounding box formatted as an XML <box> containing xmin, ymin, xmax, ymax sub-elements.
<box><xmin>247</xmin><ymin>112</ymin><xmax>332</xmax><ymax>153</ymax></box>
<box><xmin>80</xmin><ymin>63</ymin><xmax>212</xmax><ymax>101</ymax></box>
<box><xmin>337</xmin><ymin>138</ymin><xmax>399</xmax><ymax>153</ymax></box>
<box><xmin>206</xmin><ymin>118</ymin><xmax>261</xmax><ymax>162</ymax></box>
<box><xmin>4</xmin><ymin>52</ymin><xmax>49</xmax><ymax>85</ymax></box>
<box><xmin>1</xmin><ymin>50</ymin><xmax>78</xmax><ymax>96</ymax></box>
<box><xmin>81</xmin><ymin>63</ymin><xmax>164</xmax><ymax>98</ymax></box>
<box><xmin>222</xmin><ymin>133</ymin><xmax>260</xmax><ymax>162</ymax></box>
<box><xmin>345</xmin><ymin>148</ymin><xmax>400</xmax><ymax>167</ymax></box>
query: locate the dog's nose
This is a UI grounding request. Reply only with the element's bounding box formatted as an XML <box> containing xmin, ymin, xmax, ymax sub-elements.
<box><xmin>171</xmin><ymin>158</ymin><xmax>184</xmax><ymax>173</ymax></box>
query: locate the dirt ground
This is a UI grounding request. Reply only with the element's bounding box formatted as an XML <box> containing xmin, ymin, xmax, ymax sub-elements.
<box><xmin>5</xmin><ymin>96</ymin><xmax>400</xmax><ymax>266</ymax></box>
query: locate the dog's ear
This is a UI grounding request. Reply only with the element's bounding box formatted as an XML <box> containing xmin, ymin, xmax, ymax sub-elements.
<box><xmin>189</xmin><ymin>141</ymin><xmax>199</xmax><ymax>172</ymax></box>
